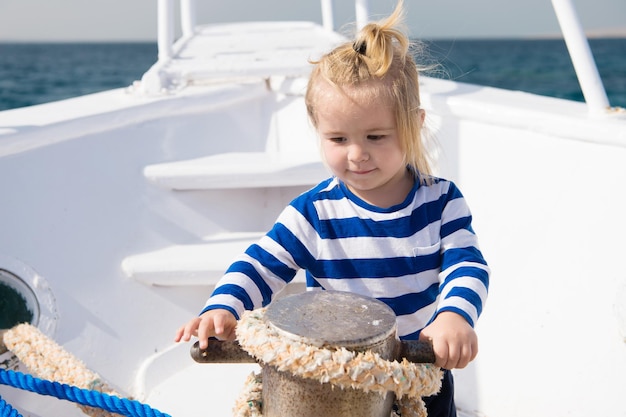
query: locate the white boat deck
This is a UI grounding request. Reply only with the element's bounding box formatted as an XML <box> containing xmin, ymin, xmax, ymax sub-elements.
<box><xmin>141</xmin><ymin>21</ymin><xmax>345</xmax><ymax>92</ymax></box>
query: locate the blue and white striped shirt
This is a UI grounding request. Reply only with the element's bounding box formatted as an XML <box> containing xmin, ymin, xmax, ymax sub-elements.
<box><xmin>203</xmin><ymin>176</ymin><xmax>489</xmax><ymax>340</ymax></box>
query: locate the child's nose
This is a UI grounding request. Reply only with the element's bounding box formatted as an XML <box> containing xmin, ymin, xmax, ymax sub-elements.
<box><xmin>348</xmin><ymin>143</ymin><xmax>369</xmax><ymax>162</ymax></box>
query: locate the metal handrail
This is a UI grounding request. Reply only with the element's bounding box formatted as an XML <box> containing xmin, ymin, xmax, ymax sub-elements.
<box><xmin>551</xmin><ymin>0</ymin><xmax>611</xmax><ymax>114</ymax></box>
<box><xmin>156</xmin><ymin>0</ymin><xmax>371</xmax><ymax>60</ymax></box>
<box><xmin>157</xmin><ymin>0</ymin><xmax>174</xmax><ymax>61</ymax></box>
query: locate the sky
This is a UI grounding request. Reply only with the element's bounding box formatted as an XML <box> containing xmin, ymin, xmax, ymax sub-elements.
<box><xmin>0</xmin><ymin>0</ymin><xmax>625</xmax><ymax>42</ymax></box>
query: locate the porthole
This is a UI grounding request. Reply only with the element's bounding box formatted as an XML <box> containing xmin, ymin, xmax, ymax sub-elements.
<box><xmin>0</xmin><ymin>255</ymin><xmax>57</xmax><ymax>368</ymax></box>
<box><xmin>0</xmin><ymin>270</ymin><xmax>40</xmax><ymax>354</ymax></box>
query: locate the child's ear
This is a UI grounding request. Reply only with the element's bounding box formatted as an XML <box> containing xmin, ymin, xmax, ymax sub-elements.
<box><xmin>418</xmin><ymin>108</ymin><xmax>426</xmax><ymax>126</ymax></box>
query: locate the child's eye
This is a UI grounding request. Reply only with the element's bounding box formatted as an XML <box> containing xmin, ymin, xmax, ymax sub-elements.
<box><xmin>328</xmin><ymin>137</ymin><xmax>346</xmax><ymax>143</ymax></box>
<box><xmin>367</xmin><ymin>135</ymin><xmax>384</xmax><ymax>140</ymax></box>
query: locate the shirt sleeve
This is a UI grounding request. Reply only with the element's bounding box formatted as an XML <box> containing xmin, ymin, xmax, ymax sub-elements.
<box><xmin>435</xmin><ymin>182</ymin><xmax>490</xmax><ymax>326</ymax></box>
<box><xmin>201</xmin><ymin>198</ymin><xmax>318</xmax><ymax>319</ymax></box>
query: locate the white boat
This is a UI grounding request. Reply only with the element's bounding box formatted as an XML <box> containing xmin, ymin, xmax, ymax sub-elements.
<box><xmin>1</xmin><ymin>1</ymin><xmax>625</xmax><ymax>416</ymax></box>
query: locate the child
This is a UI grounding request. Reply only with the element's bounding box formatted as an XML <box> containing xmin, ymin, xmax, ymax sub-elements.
<box><xmin>176</xmin><ymin>2</ymin><xmax>489</xmax><ymax>415</ymax></box>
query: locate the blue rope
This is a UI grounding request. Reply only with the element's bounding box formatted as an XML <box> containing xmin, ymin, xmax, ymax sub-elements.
<box><xmin>0</xmin><ymin>369</ymin><xmax>171</xmax><ymax>417</ymax></box>
<box><xmin>0</xmin><ymin>394</ymin><xmax>22</xmax><ymax>417</ymax></box>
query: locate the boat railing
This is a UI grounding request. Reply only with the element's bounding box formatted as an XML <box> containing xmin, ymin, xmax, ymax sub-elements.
<box><xmin>156</xmin><ymin>0</ymin><xmax>370</xmax><ymax>61</ymax></box>
<box><xmin>551</xmin><ymin>0</ymin><xmax>611</xmax><ymax>115</ymax></box>
<box><xmin>153</xmin><ymin>0</ymin><xmax>614</xmax><ymax>115</ymax></box>
<box><xmin>157</xmin><ymin>0</ymin><xmax>196</xmax><ymax>61</ymax></box>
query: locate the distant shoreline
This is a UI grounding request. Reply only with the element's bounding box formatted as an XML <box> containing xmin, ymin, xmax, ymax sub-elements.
<box><xmin>1</xmin><ymin>34</ymin><xmax>624</xmax><ymax>44</ymax></box>
<box><xmin>426</xmin><ymin>29</ymin><xmax>626</xmax><ymax>41</ymax></box>
<box><xmin>1</xmin><ymin>27</ymin><xmax>625</xmax><ymax>44</ymax></box>
<box><xmin>523</xmin><ymin>27</ymin><xmax>626</xmax><ymax>40</ymax></box>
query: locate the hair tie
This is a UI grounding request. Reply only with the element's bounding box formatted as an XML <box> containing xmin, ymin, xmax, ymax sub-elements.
<box><xmin>353</xmin><ymin>40</ymin><xmax>367</xmax><ymax>55</ymax></box>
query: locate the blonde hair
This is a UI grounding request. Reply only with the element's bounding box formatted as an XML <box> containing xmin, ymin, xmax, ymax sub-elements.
<box><xmin>305</xmin><ymin>0</ymin><xmax>433</xmax><ymax>183</ymax></box>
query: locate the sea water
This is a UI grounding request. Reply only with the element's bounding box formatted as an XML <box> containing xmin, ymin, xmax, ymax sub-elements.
<box><xmin>0</xmin><ymin>38</ymin><xmax>624</xmax><ymax>111</ymax></box>
<box><xmin>0</xmin><ymin>43</ymin><xmax>157</xmax><ymax>110</ymax></box>
<box><xmin>425</xmin><ymin>38</ymin><xmax>625</xmax><ymax>106</ymax></box>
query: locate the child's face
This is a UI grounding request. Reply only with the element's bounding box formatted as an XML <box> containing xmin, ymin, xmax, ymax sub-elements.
<box><xmin>315</xmin><ymin>81</ymin><xmax>413</xmax><ymax>207</ymax></box>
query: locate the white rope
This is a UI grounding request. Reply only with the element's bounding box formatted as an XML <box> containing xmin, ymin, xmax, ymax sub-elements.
<box><xmin>3</xmin><ymin>323</ymin><xmax>122</xmax><ymax>417</ymax></box>
<box><xmin>233</xmin><ymin>308</ymin><xmax>443</xmax><ymax>417</ymax></box>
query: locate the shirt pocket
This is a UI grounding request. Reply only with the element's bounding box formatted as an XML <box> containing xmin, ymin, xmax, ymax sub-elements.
<box><xmin>412</xmin><ymin>241</ymin><xmax>441</xmax><ymax>257</ymax></box>
<box><xmin>407</xmin><ymin>241</ymin><xmax>442</xmax><ymax>291</ymax></box>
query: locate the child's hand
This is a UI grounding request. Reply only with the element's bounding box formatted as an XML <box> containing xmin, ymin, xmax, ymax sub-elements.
<box><xmin>419</xmin><ymin>311</ymin><xmax>478</xmax><ymax>369</ymax></box>
<box><xmin>174</xmin><ymin>309</ymin><xmax>238</xmax><ymax>349</ymax></box>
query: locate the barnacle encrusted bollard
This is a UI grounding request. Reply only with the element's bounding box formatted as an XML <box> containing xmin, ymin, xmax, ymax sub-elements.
<box><xmin>230</xmin><ymin>291</ymin><xmax>443</xmax><ymax>417</ymax></box>
<box><xmin>2</xmin><ymin>323</ymin><xmax>123</xmax><ymax>417</ymax></box>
